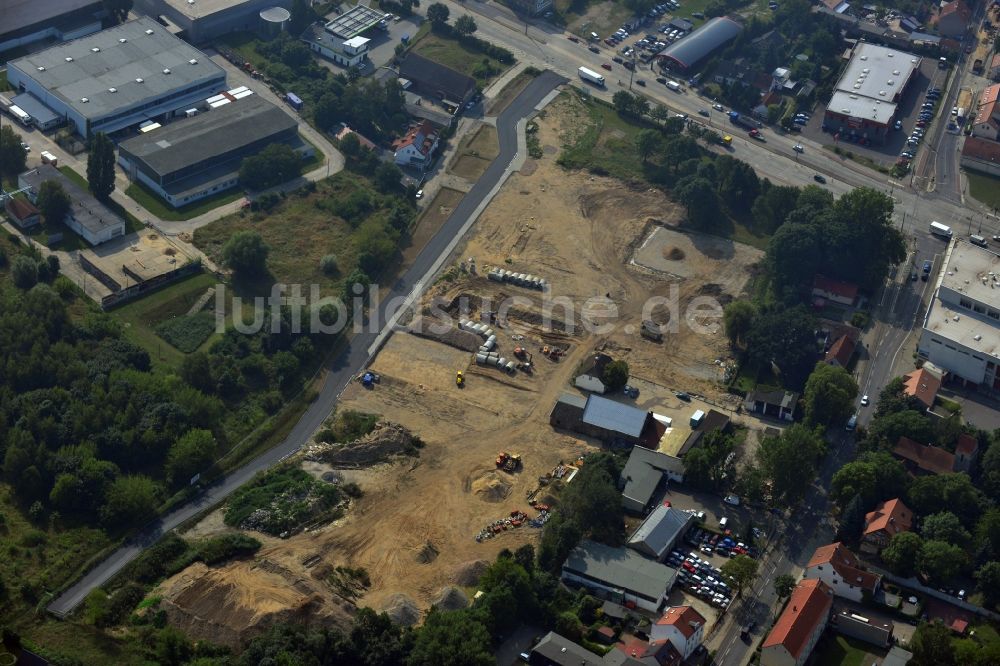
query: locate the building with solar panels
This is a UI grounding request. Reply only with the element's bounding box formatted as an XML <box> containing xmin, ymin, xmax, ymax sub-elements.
<box><xmin>656</xmin><ymin>16</ymin><xmax>743</xmax><ymax>72</ymax></box>
<box><xmin>323</xmin><ymin>4</ymin><xmax>391</xmax><ymax>39</ymax></box>
<box><xmin>6</xmin><ymin>17</ymin><xmax>226</xmax><ymax>138</ymax></box>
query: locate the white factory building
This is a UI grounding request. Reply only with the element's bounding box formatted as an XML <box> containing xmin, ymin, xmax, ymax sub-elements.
<box><xmin>6</xmin><ymin>16</ymin><xmax>226</xmax><ymax>138</ymax></box>
<box><xmin>918</xmin><ymin>239</ymin><xmax>1000</xmax><ymax>390</ymax></box>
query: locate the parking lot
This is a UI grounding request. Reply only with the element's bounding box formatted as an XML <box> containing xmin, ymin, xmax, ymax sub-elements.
<box><xmin>796</xmin><ymin>57</ymin><xmax>950</xmax><ymax>167</ymax></box>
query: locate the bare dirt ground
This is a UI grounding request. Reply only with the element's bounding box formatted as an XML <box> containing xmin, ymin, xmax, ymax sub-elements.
<box><xmin>448</xmin><ymin>124</ymin><xmax>500</xmax><ymax>181</ymax></box>
<box><xmin>173</xmin><ymin>88</ymin><xmax>765</xmax><ymax>637</ymax></box>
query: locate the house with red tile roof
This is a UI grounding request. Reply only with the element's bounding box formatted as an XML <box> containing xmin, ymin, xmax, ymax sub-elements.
<box><xmin>862</xmin><ymin>498</ymin><xmax>913</xmax><ymax>554</ymax></box>
<box><xmin>392</xmin><ymin>120</ymin><xmax>439</xmax><ymax>168</ymax></box>
<box><xmin>933</xmin><ymin>0</ymin><xmax>972</xmax><ymax>38</ymax></box>
<box><xmin>972</xmin><ymin>85</ymin><xmax>1000</xmax><ymax>141</ymax></box>
<box><xmin>650</xmin><ymin>606</ymin><xmax>706</xmax><ymax>659</ymax></box>
<box><xmin>954</xmin><ymin>433</ymin><xmax>980</xmax><ymax>473</ymax></box>
<box><xmin>609</xmin><ymin>636</ymin><xmax>681</xmax><ymax>666</ymax></box>
<box><xmin>824</xmin><ymin>335</ymin><xmax>856</xmax><ymax>368</ymax></box>
<box><xmin>335</xmin><ymin>125</ymin><xmax>377</xmax><ymax>151</ymax></box>
<box><xmin>812</xmin><ymin>275</ymin><xmax>858</xmax><ymax>307</ymax></box>
<box><xmin>4</xmin><ymin>196</ymin><xmax>40</xmax><ymax>229</ymax></box>
<box><xmin>804</xmin><ymin>543</ymin><xmax>881</xmax><ymax>602</ymax></box>
<box><xmin>761</xmin><ymin>579</ymin><xmax>834</xmax><ymax>666</ymax></box>
<box><xmin>902</xmin><ymin>368</ymin><xmax>941</xmax><ymax>409</ymax></box>
<box><xmin>892</xmin><ymin>436</ymin><xmax>957</xmax><ymax>476</ymax></box>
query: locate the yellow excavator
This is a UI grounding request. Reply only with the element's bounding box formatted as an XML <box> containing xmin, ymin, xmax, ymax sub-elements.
<box><xmin>456</xmin><ymin>370</ymin><xmax>465</xmax><ymax>387</ymax></box>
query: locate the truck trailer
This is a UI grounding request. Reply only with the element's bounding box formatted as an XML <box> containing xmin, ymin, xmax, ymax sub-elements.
<box><xmin>578</xmin><ymin>66</ymin><xmax>606</xmax><ymax>87</ymax></box>
<box><xmin>728</xmin><ymin>111</ymin><xmax>755</xmax><ymax>130</ymax></box>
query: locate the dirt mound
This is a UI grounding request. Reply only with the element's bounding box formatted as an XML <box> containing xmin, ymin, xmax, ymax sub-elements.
<box><xmin>433</xmin><ymin>586</ymin><xmax>470</xmax><ymax>611</ymax></box>
<box><xmin>663</xmin><ymin>246</ymin><xmax>685</xmax><ymax>260</ymax></box>
<box><xmin>305</xmin><ymin>421</ymin><xmax>415</xmax><ymax>467</ymax></box>
<box><xmin>415</xmin><ymin>541</ymin><xmax>439</xmax><ymax>564</ymax></box>
<box><xmin>157</xmin><ymin>560</ymin><xmax>353</xmax><ymax>650</ymax></box>
<box><xmin>452</xmin><ymin>560</ymin><xmax>490</xmax><ymax>586</ymax></box>
<box><xmin>471</xmin><ymin>471</ymin><xmax>512</xmax><ymax>502</ymax></box>
<box><xmin>382</xmin><ymin>593</ymin><xmax>421</xmax><ymax>626</ymax></box>
<box><xmin>408</xmin><ymin>318</ymin><xmax>482</xmax><ymax>352</ymax></box>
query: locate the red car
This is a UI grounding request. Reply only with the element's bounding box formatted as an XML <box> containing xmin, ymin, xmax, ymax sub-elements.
<box><xmin>682</xmin><ymin>562</ymin><xmax>696</xmax><ymax>573</ymax></box>
<box><xmin>601</xmin><ymin>63</ymin><xmax>612</xmax><ymax>71</ymax></box>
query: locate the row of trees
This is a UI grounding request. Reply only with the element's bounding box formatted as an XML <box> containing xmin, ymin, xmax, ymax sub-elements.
<box><xmin>239</xmin><ymin>143</ymin><xmax>306</xmax><ymax>192</ymax></box>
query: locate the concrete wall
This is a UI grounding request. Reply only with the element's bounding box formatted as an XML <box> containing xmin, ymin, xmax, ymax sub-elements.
<box><xmin>575</xmin><ymin>374</ymin><xmax>606</xmax><ymax>394</ymax></box>
<box><xmin>918</xmin><ymin>328</ymin><xmax>989</xmax><ymax>384</ymax></box>
<box><xmin>961</xmin><ymin>153</ymin><xmax>1000</xmax><ymax>177</ymax></box>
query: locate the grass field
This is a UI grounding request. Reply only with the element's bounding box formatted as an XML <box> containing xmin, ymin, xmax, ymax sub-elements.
<box><xmin>967</xmin><ymin>171</ymin><xmax>1000</xmax><ymax>209</ymax></box>
<box><xmin>126</xmin><ymin>182</ymin><xmax>246</xmax><ymax>222</ymax></box>
<box><xmin>449</xmin><ymin>124</ymin><xmax>500</xmax><ymax>180</ymax></box>
<box><xmin>812</xmin><ymin>635</ymin><xmax>883</xmax><ymax>666</ymax></box>
<box><xmin>110</xmin><ymin>271</ymin><xmax>222</xmax><ymax>368</ymax></box>
<box><xmin>155</xmin><ymin>311</ymin><xmax>217</xmax><ymax>352</ymax></box>
<box><xmin>412</xmin><ymin>32</ymin><xmax>509</xmax><ymax>86</ymax></box>
<box><xmin>558</xmin><ymin>95</ymin><xmax>653</xmax><ymax>182</ymax></box>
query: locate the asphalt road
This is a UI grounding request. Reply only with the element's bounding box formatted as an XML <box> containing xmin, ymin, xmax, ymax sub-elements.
<box><xmin>46</xmin><ymin>70</ymin><xmax>566</xmax><ymax>618</ymax></box>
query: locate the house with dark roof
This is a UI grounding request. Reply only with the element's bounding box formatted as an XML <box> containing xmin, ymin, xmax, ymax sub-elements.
<box><xmin>829</xmin><ymin>606</ymin><xmax>894</xmax><ymax>647</ymax></box>
<box><xmin>933</xmin><ymin>0</ymin><xmax>971</xmax><ymax>38</ymax></box>
<box><xmin>574</xmin><ymin>394</ymin><xmax>661</xmax><ymax>447</ymax></box>
<box><xmin>530</xmin><ymin>631</ymin><xmax>604</xmax><ymax>666</ymax></box>
<box><xmin>627</xmin><ymin>505</ymin><xmax>695</xmax><ymax>561</ymax></box>
<box><xmin>824</xmin><ymin>335</ymin><xmax>856</xmax><ymax>368</ymax></box>
<box><xmin>678</xmin><ymin>409</ymin><xmax>731</xmax><ymax>456</ymax></box>
<box><xmin>657</xmin><ymin>17</ymin><xmax>743</xmax><ymax>72</ymax></box>
<box><xmin>902</xmin><ymin>367</ymin><xmax>941</xmax><ymax>409</ymax></box>
<box><xmin>576</xmin><ymin>353</ymin><xmax>615</xmax><ymax>394</ymax></box>
<box><xmin>550</xmin><ymin>393</ymin><xmax>587</xmax><ymax>431</ymax></box>
<box><xmin>562</xmin><ymin>540</ymin><xmax>678</xmax><ymax>613</ymax></box>
<box><xmin>620</xmin><ymin>446</ymin><xmax>685</xmax><ymax>513</ymax></box>
<box><xmin>4</xmin><ymin>196</ymin><xmax>41</xmax><ymax>229</ymax></box>
<box><xmin>18</xmin><ymin>165</ymin><xmax>125</xmax><ymax>245</ymax></box>
<box><xmin>743</xmin><ymin>389</ymin><xmax>797</xmax><ymax>421</ymax></box>
<box><xmin>761</xmin><ymin>579</ymin><xmax>834</xmax><ymax>666</ymax></box>
<box><xmin>399</xmin><ymin>52</ymin><xmax>477</xmax><ymax>109</ymax></box>
<box><xmin>392</xmin><ymin>120</ymin><xmax>440</xmax><ymax>168</ymax></box>
<box><xmin>804</xmin><ymin>542</ymin><xmax>881</xmax><ymax>602</ymax></box>
<box><xmin>862</xmin><ymin>498</ymin><xmax>912</xmax><ymax>554</ymax></box>
<box><xmin>650</xmin><ymin>606</ymin><xmax>706</xmax><ymax>659</ymax></box>
<box><xmin>892</xmin><ymin>436</ymin><xmax>958</xmax><ymax>476</ymax></box>
<box><xmin>812</xmin><ymin>275</ymin><xmax>859</xmax><ymax>307</ymax></box>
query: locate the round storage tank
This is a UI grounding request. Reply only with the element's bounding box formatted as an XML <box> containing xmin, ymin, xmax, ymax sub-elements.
<box><xmin>259</xmin><ymin>6</ymin><xmax>291</xmax><ymax>39</ymax></box>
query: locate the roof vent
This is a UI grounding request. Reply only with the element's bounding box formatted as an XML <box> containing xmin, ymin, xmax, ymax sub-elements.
<box><xmin>65</xmin><ymin>57</ymin><xmax>74</xmax><ymax>62</ymax></box>
<box><xmin>120</xmin><ymin>38</ymin><xmax>127</xmax><ymax>43</ymax></box>
<box><xmin>37</xmin><ymin>66</ymin><xmax>46</xmax><ymax>71</ymax></box>
<box><xmin>893</xmin><ymin>70</ymin><xmax>900</xmax><ymax>75</ymax></box>
<box><xmin>81</xmin><ymin>97</ymin><xmax>89</xmax><ymax>103</ymax></box>
<box><xmin>862</xmin><ymin>67</ymin><xmax>870</xmax><ymax>73</ymax></box>
<box><xmin>163</xmin><ymin>68</ymin><xmax>171</xmax><ymax>74</ymax></box>
<box><xmin>136</xmin><ymin>77</ymin><xmax>144</xmax><ymax>83</ymax></box>
<box><xmin>108</xmin><ymin>87</ymin><xmax>117</xmax><ymax>93</ymax></box>
<box><xmin>145</xmin><ymin>29</ymin><xmax>154</xmax><ymax>35</ymax></box>
<box><xmin>887</xmin><ymin>52</ymin><xmax>894</xmax><ymax>57</ymax></box>
<box><xmin>860</xmin><ymin>55</ymin><xmax>868</xmax><ymax>60</ymax></box>
<box><xmin>888</xmin><ymin>80</ymin><xmax>894</xmax><ymax>86</ymax></box>
<box><xmin>879</xmin><ymin>91</ymin><xmax>886</xmax><ymax>96</ymax></box>
<box><xmin>189</xmin><ymin>58</ymin><xmax>198</xmax><ymax>65</ymax></box>
<box><xmin>91</xmin><ymin>47</ymin><xmax>100</xmax><ymax>52</ymax></box>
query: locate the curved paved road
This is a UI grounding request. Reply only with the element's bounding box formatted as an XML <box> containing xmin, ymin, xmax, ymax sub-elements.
<box><xmin>47</xmin><ymin>69</ymin><xmax>566</xmax><ymax>617</ymax></box>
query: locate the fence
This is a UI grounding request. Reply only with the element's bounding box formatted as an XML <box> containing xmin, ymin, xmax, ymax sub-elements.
<box><xmin>78</xmin><ymin>251</ymin><xmax>123</xmax><ymax>293</ymax></box>
<box><xmin>98</xmin><ymin>261</ymin><xmax>203</xmax><ymax>310</ymax></box>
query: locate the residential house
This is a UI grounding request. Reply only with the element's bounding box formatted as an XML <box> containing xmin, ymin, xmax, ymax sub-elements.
<box><xmin>892</xmin><ymin>436</ymin><xmax>958</xmax><ymax>475</ymax></box>
<box><xmin>576</xmin><ymin>353</ymin><xmax>614</xmax><ymax>394</ymax></box>
<box><xmin>4</xmin><ymin>196</ymin><xmax>41</xmax><ymax>229</ymax></box>
<box><xmin>761</xmin><ymin>579</ymin><xmax>834</xmax><ymax>666</ymax></box>
<box><xmin>561</xmin><ymin>540</ymin><xmax>678</xmax><ymax>613</ymax></box>
<box><xmin>861</xmin><ymin>498</ymin><xmax>913</xmax><ymax>554</ymax></box>
<box><xmin>812</xmin><ymin>275</ymin><xmax>859</xmax><ymax>307</ymax></box>
<box><xmin>399</xmin><ymin>52</ymin><xmax>477</xmax><ymax>109</ymax></box>
<box><xmin>302</xmin><ymin>25</ymin><xmax>371</xmax><ymax>68</ymax></box>
<box><xmin>824</xmin><ymin>335</ymin><xmax>856</xmax><ymax>368</ymax></box>
<box><xmin>743</xmin><ymin>389</ymin><xmax>798</xmax><ymax>421</ymax></box>
<box><xmin>620</xmin><ymin>445</ymin><xmax>685</xmax><ymax>513</ymax></box>
<box><xmin>902</xmin><ymin>367</ymin><xmax>941</xmax><ymax>409</ymax></box>
<box><xmin>627</xmin><ymin>505</ymin><xmax>695</xmax><ymax>561</ymax></box>
<box><xmin>972</xmin><ymin>83</ymin><xmax>1000</xmax><ymax>140</ymax></box>
<box><xmin>829</xmin><ymin>607</ymin><xmax>894</xmax><ymax>647</ymax></box>
<box><xmin>392</xmin><ymin>120</ymin><xmax>440</xmax><ymax>168</ymax></box>
<box><xmin>804</xmin><ymin>543</ymin><xmax>881</xmax><ymax>602</ymax></box>
<box><xmin>961</xmin><ymin>136</ymin><xmax>1000</xmax><ymax>177</ymax></box>
<box><xmin>954</xmin><ymin>433</ymin><xmax>980</xmax><ymax>473</ymax></box>
<box><xmin>650</xmin><ymin>606</ymin><xmax>706</xmax><ymax>660</ymax></box>
<box><xmin>334</xmin><ymin>125</ymin><xmax>377</xmax><ymax>151</ymax></box>
<box><xmin>754</xmin><ymin>90</ymin><xmax>784</xmax><ymax>119</ymax></box>
<box><xmin>933</xmin><ymin>0</ymin><xmax>971</xmax><ymax>38</ymax></box>
<box><xmin>606</xmin><ymin>637</ymin><xmax>680</xmax><ymax>666</ymax></box>
<box><xmin>530</xmin><ymin>632</ymin><xmax>603</xmax><ymax>666</ymax></box>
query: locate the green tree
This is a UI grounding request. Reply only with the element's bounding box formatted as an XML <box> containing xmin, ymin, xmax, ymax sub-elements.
<box><xmin>166</xmin><ymin>429</ymin><xmax>216</xmax><ymax>486</ymax></box>
<box><xmin>919</xmin><ymin>540</ymin><xmax>966</xmax><ymax>583</ymax></box>
<box><xmin>773</xmin><ymin>573</ymin><xmax>796</xmax><ymax>598</ymax></box>
<box><xmin>757</xmin><ymin>424</ymin><xmax>825</xmax><ymax>506</ymax></box>
<box><xmin>289</xmin><ymin>0</ymin><xmax>319</xmax><ymax>34</ymax></box>
<box><xmin>907</xmin><ymin>473</ymin><xmax>985</xmax><ymax>526</ymax></box>
<box><xmin>837</xmin><ymin>493</ymin><xmax>866</xmax><ymax>545</ymax></box>
<box><xmin>683</xmin><ymin>430</ymin><xmax>736</xmax><ymax>491</ymax></box>
<box><xmin>11</xmin><ymin>256</ymin><xmax>38</xmax><ymax>290</ymax></box>
<box><xmin>454</xmin><ymin>14</ymin><xmax>477</xmax><ymax>34</ymax></box>
<box><xmin>676</xmin><ymin>177</ymin><xmax>720</xmax><ymax>230</ymax></box>
<box><xmin>374</xmin><ymin>162</ymin><xmax>403</xmax><ymax>193</ymax></box>
<box><xmin>921</xmin><ymin>511</ymin><xmax>971</xmax><ymax>546</ymax></box>
<box><xmin>37</xmin><ymin>180</ymin><xmax>71</xmax><ymax>226</ymax></box>
<box><xmin>100</xmin><ymin>474</ymin><xmax>161</xmax><ymax>526</ymax></box>
<box><xmin>745</xmin><ymin>306</ymin><xmax>817</xmax><ymax>388</ymax></box>
<box><xmin>601</xmin><ymin>360</ymin><xmax>630</xmax><ymax>392</ymax></box>
<box><xmin>222</xmin><ymin>230</ymin><xmax>270</xmax><ymax>276</ymax></box>
<box><xmin>830</xmin><ymin>462</ymin><xmax>877</xmax><ymax>509</ymax></box>
<box><xmin>720</xmin><ymin>554</ymin><xmax>759</xmax><ymax>598</ymax></box>
<box><xmin>339</xmin><ymin>132</ymin><xmax>362</xmax><ymax>157</ymax></box>
<box><xmin>239</xmin><ymin>143</ymin><xmax>303</xmax><ymax>190</ymax></box>
<box><xmin>87</xmin><ymin>132</ymin><xmax>116</xmax><ymax>201</ymax></box>
<box><xmin>882</xmin><ymin>531</ymin><xmax>922</xmax><ymax>577</ymax></box>
<box><xmin>102</xmin><ymin>0</ymin><xmax>132</xmax><ymax>23</ymax></box>
<box><xmin>976</xmin><ymin>561</ymin><xmax>1000</xmax><ymax>607</ymax></box>
<box><xmin>407</xmin><ymin>609</ymin><xmax>493</xmax><ymax>666</ymax></box>
<box><xmin>426</xmin><ymin>2</ymin><xmax>450</xmax><ymax>25</ymax></box>
<box><xmin>750</xmin><ymin>180</ymin><xmax>799</xmax><ymax>234</ymax></box>
<box><xmin>910</xmin><ymin>621</ymin><xmax>956</xmax><ymax>666</ymax></box>
<box><xmin>83</xmin><ymin>588</ymin><xmax>110</xmax><ymax>626</ymax></box>
<box><xmin>0</xmin><ymin>125</ymin><xmax>28</xmax><ymax>180</ymax></box>
<box><xmin>635</xmin><ymin>129</ymin><xmax>662</xmax><ymax>163</ymax></box>
<box><xmin>803</xmin><ymin>362</ymin><xmax>858</xmax><ymax>426</ymax></box>
<box><xmin>723</xmin><ymin>300</ymin><xmax>755</xmax><ymax>348</ymax></box>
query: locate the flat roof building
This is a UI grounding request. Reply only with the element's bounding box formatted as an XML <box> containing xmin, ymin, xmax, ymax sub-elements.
<box><xmin>0</xmin><ymin>0</ymin><xmax>104</xmax><ymax>54</ymax></box>
<box><xmin>324</xmin><ymin>4</ymin><xmax>389</xmax><ymax>39</ymax></box>
<box><xmin>918</xmin><ymin>239</ymin><xmax>1000</xmax><ymax>389</ymax></box>
<box><xmin>627</xmin><ymin>504</ymin><xmax>694</xmax><ymax>561</ymax></box>
<box><xmin>562</xmin><ymin>540</ymin><xmax>678</xmax><ymax>613</ymax></box>
<box><xmin>7</xmin><ymin>17</ymin><xmax>227</xmax><ymax>138</ymax></box>
<box><xmin>399</xmin><ymin>53</ymin><xmax>478</xmax><ymax>109</ymax></box>
<box><xmin>17</xmin><ymin>164</ymin><xmax>125</xmax><ymax>245</ymax></box>
<box><xmin>132</xmin><ymin>0</ymin><xmax>294</xmax><ymax>43</ymax></box>
<box><xmin>823</xmin><ymin>42</ymin><xmax>921</xmax><ymax>144</ymax></box>
<box><xmin>657</xmin><ymin>17</ymin><xmax>743</xmax><ymax>72</ymax></box>
<box><xmin>117</xmin><ymin>92</ymin><xmax>304</xmax><ymax>207</ymax></box>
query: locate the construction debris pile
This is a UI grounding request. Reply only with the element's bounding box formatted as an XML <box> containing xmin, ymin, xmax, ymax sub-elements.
<box><xmin>475</xmin><ymin>505</ymin><xmax>551</xmax><ymax>542</ymax></box>
<box><xmin>239</xmin><ymin>484</ymin><xmax>339</xmax><ymax>537</ymax></box>
<box><xmin>486</xmin><ymin>267</ymin><xmax>548</xmax><ymax>291</ymax></box>
<box><xmin>304</xmin><ymin>421</ymin><xmax>416</xmax><ymax>467</ymax></box>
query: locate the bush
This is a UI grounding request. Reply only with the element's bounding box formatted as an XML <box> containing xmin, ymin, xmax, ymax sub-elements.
<box><xmin>194</xmin><ymin>534</ymin><xmax>262</xmax><ymax>565</ymax></box>
<box><xmin>320</xmin><ymin>253</ymin><xmax>339</xmax><ymax>276</ymax></box>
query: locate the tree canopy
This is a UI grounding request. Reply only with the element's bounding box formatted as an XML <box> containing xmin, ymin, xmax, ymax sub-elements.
<box><xmin>239</xmin><ymin>143</ymin><xmax>303</xmax><ymax>191</ymax></box>
<box><xmin>87</xmin><ymin>132</ymin><xmax>116</xmax><ymax>201</ymax></box>
<box><xmin>37</xmin><ymin>180</ymin><xmax>71</xmax><ymax>226</ymax></box>
<box><xmin>222</xmin><ymin>231</ymin><xmax>270</xmax><ymax>276</ymax></box>
<box><xmin>803</xmin><ymin>362</ymin><xmax>858</xmax><ymax>427</ymax></box>
<box><xmin>0</xmin><ymin>126</ymin><xmax>28</xmax><ymax>181</ymax></box>
<box><xmin>756</xmin><ymin>424</ymin><xmax>825</xmax><ymax>505</ymax></box>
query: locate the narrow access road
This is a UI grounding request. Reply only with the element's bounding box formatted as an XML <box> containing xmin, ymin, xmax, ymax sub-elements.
<box><xmin>46</xmin><ymin>70</ymin><xmax>566</xmax><ymax>618</ymax></box>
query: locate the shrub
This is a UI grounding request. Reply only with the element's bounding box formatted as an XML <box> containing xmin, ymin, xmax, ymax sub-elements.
<box><xmin>320</xmin><ymin>253</ymin><xmax>339</xmax><ymax>275</ymax></box>
<box><xmin>194</xmin><ymin>534</ymin><xmax>262</xmax><ymax>565</ymax></box>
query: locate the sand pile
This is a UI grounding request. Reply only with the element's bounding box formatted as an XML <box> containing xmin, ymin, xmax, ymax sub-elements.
<box><xmin>471</xmin><ymin>471</ymin><xmax>512</xmax><ymax>502</ymax></box>
<box><xmin>433</xmin><ymin>586</ymin><xmax>469</xmax><ymax>611</ymax></box>
<box><xmin>305</xmin><ymin>421</ymin><xmax>415</xmax><ymax>467</ymax></box>
<box><xmin>415</xmin><ymin>541</ymin><xmax>439</xmax><ymax>564</ymax></box>
<box><xmin>382</xmin><ymin>594</ymin><xmax>421</xmax><ymax>626</ymax></box>
<box><xmin>663</xmin><ymin>246</ymin><xmax>685</xmax><ymax>260</ymax></box>
<box><xmin>452</xmin><ymin>560</ymin><xmax>490</xmax><ymax>586</ymax></box>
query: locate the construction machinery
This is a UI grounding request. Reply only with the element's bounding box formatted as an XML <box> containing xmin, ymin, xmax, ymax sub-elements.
<box><xmin>496</xmin><ymin>451</ymin><xmax>522</xmax><ymax>472</ymax></box>
<box><xmin>456</xmin><ymin>371</ymin><xmax>465</xmax><ymax>387</ymax></box>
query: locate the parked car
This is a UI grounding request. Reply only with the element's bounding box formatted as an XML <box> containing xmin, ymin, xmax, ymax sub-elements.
<box><xmin>793</xmin><ymin>144</ymin><xmax>804</xmax><ymax>153</ymax></box>
<box><xmin>568</xmin><ymin>36</ymin><xmax>579</xmax><ymax>42</ymax></box>
<box><xmin>894</xmin><ymin>120</ymin><xmax>902</xmax><ymax>130</ymax></box>
<box><xmin>724</xmin><ymin>494</ymin><xmax>740</xmax><ymax>506</ymax></box>
<box><xmin>713</xmin><ymin>103</ymin><xmax>725</xmax><ymax>111</ymax></box>
<box><xmin>923</xmin><ymin>259</ymin><xmax>932</xmax><ymax>273</ymax></box>
<box><xmin>636</xmin><ymin>79</ymin><xmax>646</xmax><ymax>86</ymax></box>
<box><xmin>813</xmin><ymin>174</ymin><xmax>826</xmax><ymax>184</ymax></box>
<box><xmin>698</xmin><ymin>109</ymin><xmax>710</xmax><ymax>117</ymax></box>
<box><xmin>415</xmin><ymin>189</ymin><xmax>424</xmax><ymax>199</ymax></box>
<box><xmin>601</xmin><ymin>63</ymin><xmax>612</xmax><ymax>70</ymax></box>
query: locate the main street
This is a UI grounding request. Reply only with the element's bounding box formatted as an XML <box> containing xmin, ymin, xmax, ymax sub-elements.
<box><xmin>45</xmin><ymin>70</ymin><xmax>567</xmax><ymax>617</ymax></box>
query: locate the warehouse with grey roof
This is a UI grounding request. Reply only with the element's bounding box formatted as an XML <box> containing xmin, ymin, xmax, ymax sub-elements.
<box><xmin>132</xmin><ymin>0</ymin><xmax>295</xmax><ymax>44</ymax></box>
<box><xmin>657</xmin><ymin>16</ymin><xmax>743</xmax><ymax>71</ymax></box>
<box><xmin>562</xmin><ymin>540</ymin><xmax>678</xmax><ymax>612</ymax></box>
<box><xmin>6</xmin><ymin>16</ymin><xmax>226</xmax><ymax>137</ymax></box>
<box><xmin>117</xmin><ymin>91</ymin><xmax>307</xmax><ymax>207</ymax></box>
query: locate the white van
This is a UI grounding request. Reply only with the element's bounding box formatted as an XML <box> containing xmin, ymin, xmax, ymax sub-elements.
<box><xmin>719</xmin><ymin>517</ymin><xmax>729</xmax><ymax>528</ymax></box>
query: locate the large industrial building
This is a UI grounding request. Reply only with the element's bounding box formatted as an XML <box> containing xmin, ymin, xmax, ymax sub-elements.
<box><xmin>117</xmin><ymin>91</ymin><xmax>307</xmax><ymax>207</ymax></box>
<box><xmin>656</xmin><ymin>17</ymin><xmax>743</xmax><ymax>72</ymax></box>
<box><xmin>132</xmin><ymin>0</ymin><xmax>294</xmax><ymax>43</ymax></box>
<box><xmin>0</xmin><ymin>0</ymin><xmax>104</xmax><ymax>54</ymax></box>
<box><xmin>823</xmin><ymin>42</ymin><xmax>921</xmax><ymax>144</ymax></box>
<box><xmin>918</xmin><ymin>239</ymin><xmax>1000</xmax><ymax>390</ymax></box>
<box><xmin>6</xmin><ymin>17</ymin><xmax>227</xmax><ymax>138</ymax></box>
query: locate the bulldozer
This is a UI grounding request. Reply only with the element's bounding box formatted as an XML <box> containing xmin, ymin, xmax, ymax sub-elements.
<box><xmin>456</xmin><ymin>370</ymin><xmax>465</xmax><ymax>387</ymax></box>
<box><xmin>496</xmin><ymin>452</ymin><xmax>522</xmax><ymax>472</ymax></box>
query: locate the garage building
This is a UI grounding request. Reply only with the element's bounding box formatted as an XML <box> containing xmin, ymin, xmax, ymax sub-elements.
<box><xmin>18</xmin><ymin>165</ymin><xmax>125</xmax><ymax>245</ymax></box>
<box><xmin>657</xmin><ymin>17</ymin><xmax>743</xmax><ymax>72</ymax></box>
<box><xmin>627</xmin><ymin>504</ymin><xmax>695</xmax><ymax>561</ymax></box>
<box><xmin>6</xmin><ymin>17</ymin><xmax>226</xmax><ymax>138</ymax></box>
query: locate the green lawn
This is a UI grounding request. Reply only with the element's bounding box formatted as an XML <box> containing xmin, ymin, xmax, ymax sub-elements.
<box><xmin>812</xmin><ymin>635</ymin><xmax>884</xmax><ymax>666</ymax></box>
<box><xmin>412</xmin><ymin>31</ymin><xmax>510</xmax><ymax>86</ymax></box>
<box><xmin>556</xmin><ymin>92</ymin><xmax>651</xmax><ymax>182</ymax></box>
<box><xmin>967</xmin><ymin>171</ymin><xmax>1000</xmax><ymax>209</ymax></box>
<box><xmin>125</xmin><ymin>181</ymin><xmax>245</xmax><ymax>221</ymax></box>
<box><xmin>110</xmin><ymin>271</ymin><xmax>222</xmax><ymax>368</ymax></box>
